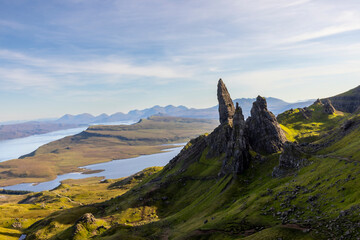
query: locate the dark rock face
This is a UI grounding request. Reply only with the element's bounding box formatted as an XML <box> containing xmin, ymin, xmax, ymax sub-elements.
<box><xmin>272</xmin><ymin>142</ymin><xmax>308</xmax><ymax>177</ymax></box>
<box><xmin>246</xmin><ymin>96</ymin><xmax>287</xmax><ymax>154</ymax></box>
<box><xmin>325</xmin><ymin>85</ymin><xmax>360</xmax><ymax>113</ymax></box>
<box><xmin>167</xmin><ymin>80</ymin><xmax>292</xmax><ymax>177</ymax></box>
<box><xmin>217</xmin><ymin>79</ymin><xmax>235</xmax><ymax>124</ymax></box>
<box><xmin>322</xmin><ymin>99</ymin><xmax>336</xmax><ymax>114</ymax></box>
<box><xmin>167</xmin><ymin>80</ymin><xmax>251</xmax><ymax>176</ymax></box>
<box><xmin>313</xmin><ymin>98</ymin><xmax>336</xmax><ymax>114</ymax></box>
<box><xmin>208</xmin><ymin>102</ymin><xmax>251</xmax><ymax>175</ymax></box>
<box><xmin>221</xmin><ymin>103</ymin><xmax>251</xmax><ymax>174</ymax></box>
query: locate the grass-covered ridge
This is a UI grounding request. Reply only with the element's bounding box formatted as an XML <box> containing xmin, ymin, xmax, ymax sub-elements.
<box><xmin>0</xmin><ymin>116</ymin><xmax>217</xmax><ymax>187</ymax></box>
<box><xmin>277</xmin><ymin>101</ymin><xmax>346</xmax><ymax>142</ymax></box>
<box><xmin>0</xmin><ymin>167</ymin><xmax>162</xmax><ymax>239</ymax></box>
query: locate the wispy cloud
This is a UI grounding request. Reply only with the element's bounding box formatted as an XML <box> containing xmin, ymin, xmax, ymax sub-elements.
<box><xmin>0</xmin><ymin>49</ymin><xmax>192</xmax><ymax>91</ymax></box>
<box><xmin>0</xmin><ymin>68</ymin><xmax>56</xmax><ymax>90</ymax></box>
<box><xmin>1</xmin><ymin>0</ymin><xmax>360</xmax><ymax>121</ymax></box>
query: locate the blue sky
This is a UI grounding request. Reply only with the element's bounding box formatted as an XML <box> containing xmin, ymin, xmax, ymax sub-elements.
<box><xmin>1</xmin><ymin>0</ymin><xmax>360</xmax><ymax>122</ymax></box>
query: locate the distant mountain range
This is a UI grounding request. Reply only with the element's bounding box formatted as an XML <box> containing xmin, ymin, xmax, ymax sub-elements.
<box><xmin>0</xmin><ymin>97</ymin><xmax>314</xmax><ymax>141</ymax></box>
<box><xmin>54</xmin><ymin>97</ymin><xmax>315</xmax><ymax>125</ymax></box>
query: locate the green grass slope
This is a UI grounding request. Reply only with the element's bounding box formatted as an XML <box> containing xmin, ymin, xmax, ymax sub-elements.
<box><xmin>18</xmin><ymin>104</ymin><xmax>360</xmax><ymax>239</ymax></box>
<box><xmin>325</xmin><ymin>85</ymin><xmax>360</xmax><ymax>113</ymax></box>
<box><xmin>277</xmin><ymin>101</ymin><xmax>346</xmax><ymax>142</ymax></box>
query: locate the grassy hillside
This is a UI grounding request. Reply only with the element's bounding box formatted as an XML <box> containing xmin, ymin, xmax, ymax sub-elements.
<box><xmin>0</xmin><ymin>167</ymin><xmax>161</xmax><ymax>239</ymax></box>
<box><xmin>18</xmin><ymin>103</ymin><xmax>360</xmax><ymax>239</ymax></box>
<box><xmin>325</xmin><ymin>85</ymin><xmax>360</xmax><ymax>113</ymax></box>
<box><xmin>0</xmin><ymin>101</ymin><xmax>359</xmax><ymax>239</ymax></box>
<box><xmin>277</xmin><ymin>101</ymin><xmax>346</xmax><ymax>142</ymax></box>
<box><xmin>0</xmin><ymin>116</ymin><xmax>217</xmax><ymax>187</ymax></box>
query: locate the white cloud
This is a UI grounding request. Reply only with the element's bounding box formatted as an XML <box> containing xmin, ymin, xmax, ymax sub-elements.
<box><xmin>0</xmin><ymin>49</ymin><xmax>192</xmax><ymax>91</ymax></box>
<box><xmin>284</xmin><ymin>23</ymin><xmax>360</xmax><ymax>43</ymax></box>
<box><xmin>0</xmin><ymin>68</ymin><xmax>56</xmax><ymax>90</ymax></box>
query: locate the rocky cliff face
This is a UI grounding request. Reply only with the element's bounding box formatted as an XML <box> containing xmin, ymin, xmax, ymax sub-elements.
<box><xmin>325</xmin><ymin>85</ymin><xmax>360</xmax><ymax>113</ymax></box>
<box><xmin>246</xmin><ymin>96</ymin><xmax>287</xmax><ymax>154</ymax></box>
<box><xmin>168</xmin><ymin>79</ymin><xmax>288</xmax><ymax>177</ymax></box>
<box><xmin>323</xmin><ymin>99</ymin><xmax>336</xmax><ymax>114</ymax></box>
<box><xmin>167</xmin><ymin>79</ymin><xmax>251</xmax><ymax>176</ymax></box>
<box><xmin>222</xmin><ymin>103</ymin><xmax>251</xmax><ymax>174</ymax></box>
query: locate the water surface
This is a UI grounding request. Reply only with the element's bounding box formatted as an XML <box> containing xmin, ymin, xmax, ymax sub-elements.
<box><xmin>0</xmin><ymin>121</ymin><xmax>135</xmax><ymax>162</ymax></box>
<box><xmin>3</xmin><ymin>146</ymin><xmax>182</xmax><ymax>192</ymax></box>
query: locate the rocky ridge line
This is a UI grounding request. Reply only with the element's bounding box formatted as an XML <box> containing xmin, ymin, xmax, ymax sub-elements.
<box><xmin>168</xmin><ymin>79</ymin><xmax>286</xmax><ymax>176</ymax></box>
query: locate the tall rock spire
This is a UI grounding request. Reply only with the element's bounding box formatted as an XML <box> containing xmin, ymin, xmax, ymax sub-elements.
<box><xmin>217</xmin><ymin>79</ymin><xmax>235</xmax><ymax>124</ymax></box>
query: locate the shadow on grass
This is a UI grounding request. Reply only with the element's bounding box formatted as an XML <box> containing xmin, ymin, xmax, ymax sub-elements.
<box><xmin>0</xmin><ymin>230</ymin><xmax>22</xmax><ymax>238</ymax></box>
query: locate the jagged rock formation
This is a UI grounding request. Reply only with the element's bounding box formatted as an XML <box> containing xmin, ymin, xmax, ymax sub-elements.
<box><xmin>246</xmin><ymin>96</ymin><xmax>287</xmax><ymax>154</ymax></box>
<box><xmin>324</xmin><ymin>85</ymin><xmax>360</xmax><ymax>113</ymax></box>
<box><xmin>217</xmin><ymin>78</ymin><xmax>235</xmax><ymax>124</ymax></box>
<box><xmin>169</xmin><ymin>81</ymin><xmax>288</xmax><ymax>175</ymax></box>
<box><xmin>272</xmin><ymin>142</ymin><xmax>308</xmax><ymax>177</ymax></box>
<box><xmin>221</xmin><ymin>103</ymin><xmax>251</xmax><ymax>174</ymax></box>
<box><xmin>323</xmin><ymin>99</ymin><xmax>336</xmax><ymax>114</ymax></box>
<box><xmin>167</xmin><ymin>79</ymin><xmax>251</xmax><ymax>176</ymax></box>
<box><xmin>314</xmin><ymin>98</ymin><xmax>336</xmax><ymax>114</ymax></box>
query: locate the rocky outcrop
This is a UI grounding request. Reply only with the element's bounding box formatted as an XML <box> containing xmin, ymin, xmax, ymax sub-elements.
<box><xmin>76</xmin><ymin>213</ymin><xmax>96</xmax><ymax>224</ymax></box>
<box><xmin>72</xmin><ymin>213</ymin><xmax>99</xmax><ymax>239</ymax></box>
<box><xmin>217</xmin><ymin>79</ymin><xmax>235</xmax><ymax>124</ymax></box>
<box><xmin>166</xmin><ymin>79</ymin><xmax>251</xmax><ymax>176</ymax></box>
<box><xmin>246</xmin><ymin>96</ymin><xmax>287</xmax><ymax>154</ymax></box>
<box><xmin>221</xmin><ymin>103</ymin><xmax>251</xmax><ymax>174</ymax></box>
<box><xmin>323</xmin><ymin>99</ymin><xmax>336</xmax><ymax>114</ymax></box>
<box><xmin>325</xmin><ymin>85</ymin><xmax>360</xmax><ymax>113</ymax></box>
<box><xmin>167</xmin><ymin>80</ymin><xmax>293</xmax><ymax>177</ymax></box>
<box><xmin>313</xmin><ymin>98</ymin><xmax>336</xmax><ymax>114</ymax></box>
<box><xmin>272</xmin><ymin>142</ymin><xmax>308</xmax><ymax>177</ymax></box>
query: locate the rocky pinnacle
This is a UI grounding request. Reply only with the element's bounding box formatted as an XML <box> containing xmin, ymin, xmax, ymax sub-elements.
<box><xmin>246</xmin><ymin>96</ymin><xmax>287</xmax><ymax>154</ymax></box>
<box><xmin>217</xmin><ymin>79</ymin><xmax>235</xmax><ymax>124</ymax></box>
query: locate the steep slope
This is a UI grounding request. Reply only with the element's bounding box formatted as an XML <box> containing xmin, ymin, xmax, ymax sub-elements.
<box><xmin>324</xmin><ymin>85</ymin><xmax>360</xmax><ymax>113</ymax></box>
<box><xmin>23</xmin><ymin>81</ymin><xmax>360</xmax><ymax>240</ymax></box>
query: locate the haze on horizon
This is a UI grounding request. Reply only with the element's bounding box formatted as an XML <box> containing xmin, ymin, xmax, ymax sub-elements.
<box><xmin>1</xmin><ymin>0</ymin><xmax>360</xmax><ymax>122</ymax></box>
